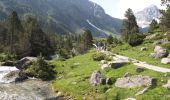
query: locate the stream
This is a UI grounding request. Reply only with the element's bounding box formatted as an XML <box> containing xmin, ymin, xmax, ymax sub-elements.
<box><xmin>0</xmin><ymin>66</ymin><xmax>57</xmax><ymax>100</ymax></box>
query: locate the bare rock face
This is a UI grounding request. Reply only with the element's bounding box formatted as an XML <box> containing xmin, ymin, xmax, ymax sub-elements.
<box><xmin>90</xmin><ymin>70</ymin><xmax>105</xmax><ymax>86</ymax></box>
<box><xmin>152</xmin><ymin>46</ymin><xmax>169</xmax><ymax>58</ymax></box>
<box><xmin>115</xmin><ymin>75</ymin><xmax>156</xmax><ymax>88</ymax></box>
<box><xmin>15</xmin><ymin>57</ymin><xmax>37</xmax><ymax>69</ymax></box>
<box><xmin>163</xmin><ymin>79</ymin><xmax>170</xmax><ymax>89</ymax></box>
<box><xmin>161</xmin><ymin>58</ymin><xmax>170</xmax><ymax>64</ymax></box>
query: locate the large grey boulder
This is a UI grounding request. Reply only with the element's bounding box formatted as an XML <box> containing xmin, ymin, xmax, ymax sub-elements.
<box><xmin>152</xmin><ymin>46</ymin><xmax>169</xmax><ymax>58</ymax></box>
<box><xmin>90</xmin><ymin>70</ymin><xmax>105</xmax><ymax>86</ymax></box>
<box><xmin>161</xmin><ymin>58</ymin><xmax>170</xmax><ymax>64</ymax></box>
<box><xmin>15</xmin><ymin>57</ymin><xmax>37</xmax><ymax>69</ymax></box>
<box><xmin>1</xmin><ymin>61</ymin><xmax>15</xmax><ymax>66</ymax></box>
<box><xmin>115</xmin><ymin>75</ymin><xmax>156</xmax><ymax>88</ymax></box>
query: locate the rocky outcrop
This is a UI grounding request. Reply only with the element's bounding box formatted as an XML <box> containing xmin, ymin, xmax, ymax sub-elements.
<box><xmin>90</xmin><ymin>70</ymin><xmax>105</xmax><ymax>86</ymax></box>
<box><xmin>161</xmin><ymin>58</ymin><xmax>170</xmax><ymax>64</ymax></box>
<box><xmin>15</xmin><ymin>57</ymin><xmax>37</xmax><ymax>69</ymax></box>
<box><xmin>115</xmin><ymin>75</ymin><xmax>156</xmax><ymax>88</ymax></box>
<box><xmin>151</xmin><ymin>46</ymin><xmax>169</xmax><ymax>58</ymax></box>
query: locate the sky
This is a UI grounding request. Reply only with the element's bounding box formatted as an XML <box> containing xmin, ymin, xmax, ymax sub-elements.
<box><xmin>90</xmin><ymin>0</ymin><xmax>164</xmax><ymax>19</ymax></box>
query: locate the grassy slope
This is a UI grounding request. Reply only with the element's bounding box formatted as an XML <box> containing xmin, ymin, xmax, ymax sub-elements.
<box><xmin>111</xmin><ymin>41</ymin><xmax>170</xmax><ymax>68</ymax></box>
<box><xmin>51</xmin><ymin>50</ymin><xmax>170</xmax><ymax>100</ymax></box>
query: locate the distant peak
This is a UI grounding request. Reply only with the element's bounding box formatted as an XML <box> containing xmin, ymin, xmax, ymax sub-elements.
<box><xmin>146</xmin><ymin>4</ymin><xmax>158</xmax><ymax>9</ymax></box>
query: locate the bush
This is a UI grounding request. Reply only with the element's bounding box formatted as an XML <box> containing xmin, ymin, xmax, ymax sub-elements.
<box><xmin>162</xmin><ymin>42</ymin><xmax>170</xmax><ymax>50</ymax></box>
<box><xmin>92</xmin><ymin>53</ymin><xmax>106</xmax><ymax>61</ymax></box>
<box><xmin>128</xmin><ymin>33</ymin><xmax>144</xmax><ymax>46</ymax></box>
<box><xmin>0</xmin><ymin>53</ymin><xmax>17</xmax><ymax>62</ymax></box>
<box><xmin>25</xmin><ymin>55</ymin><xmax>55</xmax><ymax>80</ymax></box>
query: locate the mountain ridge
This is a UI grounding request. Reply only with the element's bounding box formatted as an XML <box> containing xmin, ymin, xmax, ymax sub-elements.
<box><xmin>0</xmin><ymin>0</ymin><xmax>122</xmax><ymax>37</ymax></box>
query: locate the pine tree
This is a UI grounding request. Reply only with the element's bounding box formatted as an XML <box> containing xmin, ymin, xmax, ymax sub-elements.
<box><xmin>82</xmin><ymin>29</ymin><xmax>93</xmax><ymax>49</ymax></box>
<box><xmin>122</xmin><ymin>8</ymin><xmax>139</xmax><ymax>42</ymax></box>
<box><xmin>107</xmin><ymin>35</ymin><xmax>113</xmax><ymax>45</ymax></box>
<box><xmin>160</xmin><ymin>6</ymin><xmax>170</xmax><ymax>31</ymax></box>
<box><xmin>5</xmin><ymin>11</ymin><xmax>24</xmax><ymax>55</ymax></box>
<box><xmin>149</xmin><ymin>19</ymin><xmax>159</xmax><ymax>33</ymax></box>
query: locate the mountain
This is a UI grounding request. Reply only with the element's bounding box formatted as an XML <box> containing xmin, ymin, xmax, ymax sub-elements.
<box><xmin>135</xmin><ymin>5</ymin><xmax>162</xmax><ymax>29</ymax></box>
<box><xmin>0</xmin><ymin>0</ymin><xmax>122</xmax><ymax>37</ymax></box>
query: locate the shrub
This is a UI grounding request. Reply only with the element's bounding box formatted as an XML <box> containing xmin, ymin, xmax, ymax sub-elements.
<box><xmin>128</xmin><ymin>33</ymin><xmax>144</xmax><ymax>46</ymax></box>
<box><xmin>25</xmin><ymin>55</ymin><xmax>55</xmax><ymax>80</ymax></box>
<box><xmin>92</xmin><ymin>53</ymin><xmax>106</xmax><ymax>61</ymax></box>
<box><xmin>162</xmin><ymin>42</ymin><xmax>170</xmax><ymax>50</ymax></box>
<box><xmin>0</xmin><ymin>53</ymin><xmax>17</xmax><ymax>62</ymax></box>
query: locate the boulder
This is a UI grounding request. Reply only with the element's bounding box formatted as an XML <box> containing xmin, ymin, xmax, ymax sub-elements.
<box><xmin>100</xmin><ymin>60</ymin><xmax>106</xmax><ymax>64</ymax></box>
<box><xmin>101</xmin><ymin>64</ymin><xmax>109</xmax><ymax>69</ymax></box>
<box><xmin>90</xmin><ymin>70</ymin><xmax>105</xmax><ymax>86</ymax></box>
<box><xmin>115</xmin><ymin>75</ymin><xmax>156</xmax><ymax>88</ymax></box>
<box><xmin>108</xmin><ymin>60</ymin><xmax>128</xmax><ymax>69</ymax></box>
<box><xmin>136</xmin><ymin>68</ymin><xmax>145</xmax><ymax>73</ymax></box>
<box><xmin>141</xmin><ymin>47</ymin><xmax>147</xmax><ymax>51</ymax></box>
<box><xmin>152</xmin><ymin>46</ymin><xmax>169</xmax><ymax>58</ymax></box>
<box><xmin>163</xmin><ymin>79</ymin><xmax>170</xmax><ymax>89</ymax></box>
<box><xmin>15</xmin><ymin>57</ymin><xmax>37</xmax><ymax>69</ymax></box>
<box><xmin>153</xmin><ymin>38</ymin><xmax>169</xmax><ymax>45</ymax></box>
<box><xmin>1</xmin><ymin>60</ymin><xmax>15</xmax><ymax>66</ymax></box>
<box><xmin>161</xmin><ymin>58</ymin><xmax>170</xmax><ymax>64</ymax></box>
<box><xmin>106</xmin><ymin>78</ymin><xmax>113</xmax><ymax>85</ymax></box>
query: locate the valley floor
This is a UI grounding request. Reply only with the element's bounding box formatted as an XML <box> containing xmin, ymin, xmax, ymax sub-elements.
<box><xmin>51</xmin><ymin>44</ymin><xmax>170</xmax><ymax>100</ymax></box>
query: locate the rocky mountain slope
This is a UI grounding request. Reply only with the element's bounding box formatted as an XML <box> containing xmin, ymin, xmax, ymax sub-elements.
<box><xmin>0</xmin><ymin>0</ymin><xmax>122</xmax><ymax>37</ymax></box>
<box><xmin>135</xmin><ymin>5</ymin><xmax>162</xmax><ymax>29</ymax></box>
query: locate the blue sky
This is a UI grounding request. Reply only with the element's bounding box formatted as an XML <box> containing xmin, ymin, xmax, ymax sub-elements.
<box><xmin>90</xmin><ymin>0</ymin><xmax>164</xmax><ymax>19</ymax></box>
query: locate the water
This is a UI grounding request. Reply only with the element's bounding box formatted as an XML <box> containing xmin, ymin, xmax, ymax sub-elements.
<box><xmin>0</xmin><ymin>66</ymin><xmax>56</xmax><ymax>100</ymax></box>
<box><xmin>0</xmin><ymin>66</ymin><xmax>19</xmax><ymax>83</ymax></box>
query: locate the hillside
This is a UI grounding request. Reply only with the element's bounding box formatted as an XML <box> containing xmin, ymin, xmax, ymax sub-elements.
<box><xmin>0</xmin><ymin>0</ymin><xmax>122</xmax><ymax>36</ymax></box>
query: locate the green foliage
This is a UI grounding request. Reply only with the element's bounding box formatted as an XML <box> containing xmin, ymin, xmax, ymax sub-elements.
<box><xmin>149</xmin><ymin>19</ymin><xmax>159</xmax><ymax>33</ymax></box>
<box><xmin>92</xmin><ymin>52</ymin><xmax>106</xmax><ymax>61</ymax></box>
<box><xmin>122</xmin><ymin>8</ymin><xmax>139</xmax><ymax>42</ymax></box>
<box><xmin>0</xmin><ymin>53</ymin><xmax>17</xmax><ymax>62</ymax></box>
<box><xmin>25</xmin><ymin>55</ymin><xmax>55</xmax><ymax>80</ymax></box>
<box><xmin>162</xmin><ymin>42</ymin><xmax>170</xmax><ymax>50</ymax></box>
<box><xmin>128</xmin><ymin>33</ymin><xmax>144</xmax><ymax>46</ymax></box>
<box><xmin>107</xmin><ymin>35</ymin><xmax>114</xmax><ymax>45</ymax></box>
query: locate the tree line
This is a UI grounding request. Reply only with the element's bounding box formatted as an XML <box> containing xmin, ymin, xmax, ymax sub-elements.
<box><xmin>0</xmin><ymin>11</ymin><xmax>93</xmax><ymax>60</ymax></box>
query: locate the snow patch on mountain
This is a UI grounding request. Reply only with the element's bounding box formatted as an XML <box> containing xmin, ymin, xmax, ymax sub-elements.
<box><xmin>135</xmin><ymin>5</ymin><xmax>162</xmax><ymax>28</ymax></box>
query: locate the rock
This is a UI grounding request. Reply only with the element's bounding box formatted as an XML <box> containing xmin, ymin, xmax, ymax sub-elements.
<box><xmin>161</xmin><ymin>58</ymin><xmax>170</xmax><ymax>64</ymax></box>
<box><xmin>136</xmin><ymin>68</ymin><xmax>145</xmax><ymax>73</ymax></box>
<box><xmin>135</xmin><ymin>87</ymin><xmax>149</xmax><ymax>95</ymax></box>
<box><xmin>106</xmin><ymin>78</ymin><xmax>113</xmax><ymax>85</ymax></box>
<box><xmin>108</xmin><ymin>60</ymin><xmax>128</xmax><ymax>69</ymax></box>
<box><xmin>115</xmin><ymin>75</ymin><xmax>156</xmax><ymax>88</ymax></box>
<box><xmin>163</xmin><ymin>79</ymin><xmax>170</xmax><ymax>89</ymax></box>
<box><xmin>141</xmin><ymin>47</ymin><xmax>147</xmax><ymax>51</ymax></box>
<box><xmin>100</xmin><ymin>60</ymin><xmax>106</xmax><ymax>64</ymax></box>
<box><xmin>153</xmin><ymin>38</ymin><xmax>169</xmax><ymax>45</ymax></box>
<box><xmin>123</xmin><ymin>72</ymin><xmax>131</xmax><ymax>77</ymax></box>
<box><xmin>1</xmin><ymin>60</ymin><xmax>15</xmax><ymax>66</ymax></box>
<box><xmin>90</xmin><ymin>70</ymin><xmax>105</xmax><ymax>86</ymax></box>
<box><xmin>152</xmin><ymin>46</ymin><xmax>169</xmax><ymax>58</ymax></box>
<box><xmin>15</xmin><ymin>57</ymin><xmax>37</xmax><ymax>69</ymax></box>
<box><xmin>101</xmin><ymin>64</ymin><xmax>109</xmax><ymax>69</ymax></box>
<box><xmin>125</xmin><ymin>98</ymin><xmax>136</xmax><ymax>100</ymax></box>
<box><xmin>2</xmin><ymin>71</ymin><xmax>28</xmax><ymax>83</ymax></box>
